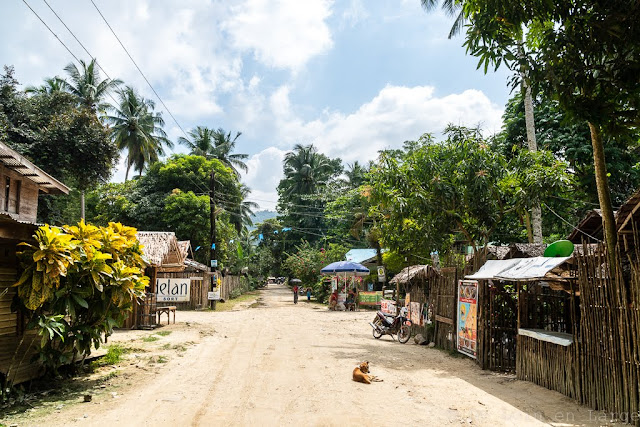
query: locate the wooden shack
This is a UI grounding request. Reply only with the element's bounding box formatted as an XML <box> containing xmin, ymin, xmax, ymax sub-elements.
<box><xmin>0</xmin><ymin>140</ymin><xmax>70</xmax><ymax>386</ymax></box>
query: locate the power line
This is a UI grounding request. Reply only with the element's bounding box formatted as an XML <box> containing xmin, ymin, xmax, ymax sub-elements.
<box><xmin>41</xmin><ymin>0</ymin><xmax>120</xmax><ymax>107</ymax></box>
<box><xmin>21</xmin><ymin>0</ymin><xmax>81</xmax><ymax>63</ymax></box>
<box><xmin>542</xmin><ymin>202</ymin><xmax>602</xmax><ymax>243</ymax></box>
<box><xmin>89</xmin><ymin>0</ymin><xmax>190</xmax><ymax>141</ymax></box>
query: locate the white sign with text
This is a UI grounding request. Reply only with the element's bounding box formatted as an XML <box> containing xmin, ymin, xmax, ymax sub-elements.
<box><xmin>157</xmin><ymin>278</ymin><xmax>191</xmax><ymax>302</ymax></box>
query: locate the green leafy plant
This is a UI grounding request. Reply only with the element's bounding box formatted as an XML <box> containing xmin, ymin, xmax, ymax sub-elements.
<box><xmin>12</xmin><ymin>221</ymin><xmax>148</xmax><ymax>375</ymax></box>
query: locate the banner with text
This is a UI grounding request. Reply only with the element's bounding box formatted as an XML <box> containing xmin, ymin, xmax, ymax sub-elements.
<box><xmin>157</xmin><ymin>278</ymin><xmax>191</xmax><ymax>302</ymax></box>
<box><xmin>457</xmin><ymin>280</ymin><xmax>478</xmax><ymax>359</ymax></box>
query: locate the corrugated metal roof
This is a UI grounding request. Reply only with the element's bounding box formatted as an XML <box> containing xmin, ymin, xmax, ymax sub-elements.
<box><xmin>345</xmin><ymin>248</ymin><xmax>386</xmax><ymax>264</ymax></box>
<box><xmin>466</xmin><ymin>257</ymin><xmax>570</xmax><ymax>280</ymax></box>
<box><xmin>0</xmin><ymin>141</ymin><xmax>70</xmax><ymax>194</ymax></box>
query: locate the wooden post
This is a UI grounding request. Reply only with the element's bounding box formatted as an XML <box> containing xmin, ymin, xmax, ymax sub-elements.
<box><xmin>209</xmin><ymin>169</ymin><xmax>217</xmax><ymax>310</ymax></box>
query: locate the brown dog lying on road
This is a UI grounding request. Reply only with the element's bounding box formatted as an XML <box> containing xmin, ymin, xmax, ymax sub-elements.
<box><xmin>352</xmin><ymin>361</ymin><xmax>382</xmax><ymax>384</ymax></box>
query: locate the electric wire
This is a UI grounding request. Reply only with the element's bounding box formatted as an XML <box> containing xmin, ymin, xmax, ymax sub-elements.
<box><xmin>41</xmin><ymin>0</ymin><xmax>120</xmax><ymax>107</ymax></box>
<box><xmin>542</xmin><ymin>202</ymin><xmax>602</xmax><ymax>242</ymax></box>
<box><xmin>89</xmin><ymin>0</ymin><xmax>190</xmax><ymax>141</ymax></box>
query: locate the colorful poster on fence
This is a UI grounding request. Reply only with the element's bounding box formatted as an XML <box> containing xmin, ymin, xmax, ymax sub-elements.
<box><xmin>359</xmin><ymin>291</ymin><xmax>382</xmax><ymax>306</ymax></box>
<box><xmin>380</xmin><ymin>299</ymin><xmax>396</xmax><ymax>315</ymax></box>
<box><xmin>410</xmin><ymin>302</ymin><xmax>423</xmax><ymax>326</ymax></box>
<box><xmin>457</xmin><ymin>280</ymin><xmax>478</xmax><ymax>359</ymax></box>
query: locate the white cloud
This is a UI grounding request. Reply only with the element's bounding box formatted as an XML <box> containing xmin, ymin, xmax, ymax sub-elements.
<box><xmin>224</xmin><ymin>0</ymin><xmax>334</xmax><ymax>71</ymax></box>
<box><xmin>241</xmin><ymin>147</ymin><xmax>287</xmax><ymax>210</ymax></box>
<box><xmin>270</xmin><ymin>85</ymin><xmax>504</xmax><ymax>163</ymax></box>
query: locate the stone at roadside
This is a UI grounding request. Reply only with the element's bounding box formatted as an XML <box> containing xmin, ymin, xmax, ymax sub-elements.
<box><xmin>414</xmin><ymin>334</ymin><xmax>428</xmax><ymax>345</ymax></box>
<box><xmin>83</xmin><ymin>394</ymin><xmax>92</xmax><ymax>402</ymax></box>
<box><xmin>428</xmin><ymin>342</ymin><xmax>436</xmax><ymax>348</ymax></box>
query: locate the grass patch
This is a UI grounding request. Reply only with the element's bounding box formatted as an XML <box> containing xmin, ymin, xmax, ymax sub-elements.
<box><xmin>98</xmin><ymin>370</ymin><xmax>120</xmax><ymax>382</ymax></box>
<box><xmin>142</xmin><ymin>335</ymin><xmax>160</xmax><ymax>343</ymax></box>
<box><xmin>172</xmin><ymin>345</ymin><xmax>186</xmax><ymax>352</ymax></box>
<box><xmin>156</xmin><ymin>330</ymin><xmax>172</xmax><ymax>336</ymax></box>
<box><xmin>157</xmin><ymin>356</ymin><xmax>168</xmax><ymax>363</ymax></box>
<box><xmin>161</xmin><ymin>343</ymin><xmax>171</xmax><ymax>350</ymax></box>
<box><xmin>213</xmin><ymin>291</ymin><xmax>259</xmax><ymax>312</ymax></box>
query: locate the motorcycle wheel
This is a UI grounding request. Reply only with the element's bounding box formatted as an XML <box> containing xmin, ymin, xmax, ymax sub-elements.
<box><xmin>372</xmin><ymin>319</ymin><xmax>383</xmax><ymax>339</ymax></box>
<box><xmin>398</xmin><ymin>324</ymin><xmax>411</xmax><ymax>344</ymax></box>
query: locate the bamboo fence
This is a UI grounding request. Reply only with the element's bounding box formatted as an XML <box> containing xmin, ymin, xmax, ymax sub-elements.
<box><xmin>575</xmin><ymin>240</ymin><xmax>640</xmax><ymax>424</ymax></box>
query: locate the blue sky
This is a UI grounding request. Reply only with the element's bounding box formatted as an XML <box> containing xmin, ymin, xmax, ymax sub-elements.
<box><xmin>1</xmin><ymin>0</ymin><xmax>513</xmax><ymax>209</ymax></box>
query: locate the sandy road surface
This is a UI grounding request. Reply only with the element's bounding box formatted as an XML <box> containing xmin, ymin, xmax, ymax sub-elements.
<box><xmin>15</xmin><ymin>284</ymin><xmax>614</xmax><ymax>426</ymax></box>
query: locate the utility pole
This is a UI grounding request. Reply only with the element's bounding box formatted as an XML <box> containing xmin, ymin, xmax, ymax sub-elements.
<box><xmin>209</xmin><ymin>169</ymin><xmax>217</xmax><ymax>310</ymax></box>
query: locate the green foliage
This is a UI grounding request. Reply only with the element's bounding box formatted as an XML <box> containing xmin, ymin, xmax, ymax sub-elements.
<box><xmin>282</xmin><ymin>241</ymin><xmax>326</xmax><ymax>286</ymax></box>
<box><xmin>13</xmin><ymin>221</ymin><xmax>148</xmax><ymax>374</ymax></box>
<box><xmin>499</xmin><ymin>89</ymin><xmax>640</xmax><ymax>207</ymax></box>
<box><xmin>102</xmin><ymin>344</ymin><xmax>127</xmax><ymax>365</ymax></box>
<box><xmin>369</xmin><ymin>125</ymin><xmax>573</xmax><ymax>255</ymax></box>
<box><xmin>142</xmin><ymin>336</ymin><xmax>160</xmax><ymax>343</ymax></box>
<box><xmin>86</xmin><ymin>155</ymin><xmax>242</xmax><ymax>266</ymax></box>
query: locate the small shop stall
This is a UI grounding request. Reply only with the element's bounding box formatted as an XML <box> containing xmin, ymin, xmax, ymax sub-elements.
<box><xmin>320</xmin><ymin>261</ymin><xmax>369</xmax><ymax>310</ymax></box>
<box><xmin>389</xmin><ymin>265</ymin><xmax>440</xmax><ymax>339</ymax></box>
<box><xmin>465</xmin><ymin>256</ymin><xmax>577</xmax><ymax>375</ymax></box>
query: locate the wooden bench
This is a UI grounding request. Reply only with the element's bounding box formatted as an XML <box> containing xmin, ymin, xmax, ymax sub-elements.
<box><xmin>156</xmin><ymin>306</ymin><xmax>176</xmax><ymax>325</ymax></box>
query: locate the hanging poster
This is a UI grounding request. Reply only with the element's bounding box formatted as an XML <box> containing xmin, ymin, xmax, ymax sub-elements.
<box><xmin>377</xmin><ymin>266</ymin><xmax>386</xmax><ymax>282</ymax></box>
<box><xmin>410</xmin><ymin>302</ymin><xmax>423</xmax><ymax>326</ymax></box>
<box><xmin>331</xmin><ymin>277</ymin><xmax>338</xmax><ymax>291</ymax></box>
<box><xmin>457</xmin><ymin>280</ymin><xmax>478</xmax><ymax>359</ymax></box>
<box><xmin>380</xmin><ymin>299</ymin><xmax>396</xmax><ymax>315</ymax></box>
<box><xmin>405</xmin><ymin>293</ymin><xmax>410</xmax><ymax>308</ymax></box>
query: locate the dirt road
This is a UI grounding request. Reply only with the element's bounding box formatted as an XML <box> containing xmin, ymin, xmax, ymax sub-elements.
<box><xmin>13</xmin><ymin>284</ymin><xmax>614</xmax><ymax>426</ymax></box>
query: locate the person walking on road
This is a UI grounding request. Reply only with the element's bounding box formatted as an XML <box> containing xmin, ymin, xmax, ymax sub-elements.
<box><xmin>293</xmin><ymin>285</ymin><xmax>299</xmax><ymax>304</ymax></box>
<box><xmin>306</xmin><ymin>287</ymin><xmax>312</xmax><ymax>302</ymax></box>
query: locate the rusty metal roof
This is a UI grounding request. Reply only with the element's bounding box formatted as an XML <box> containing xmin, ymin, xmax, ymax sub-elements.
<box><xmin>0</xmin><ymin>141</ymin><xmax>70</xmax><ymax>194</ymax></box>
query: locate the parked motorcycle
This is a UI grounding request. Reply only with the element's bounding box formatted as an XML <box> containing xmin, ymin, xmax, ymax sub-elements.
<box><xmin>369</xmin><ymin>306</ymin><xmax>412</xmax><ymax>343</ymax></box>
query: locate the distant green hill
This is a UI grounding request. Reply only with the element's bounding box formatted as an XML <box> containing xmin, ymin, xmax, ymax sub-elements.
<box><xmin>249</xmin><ymin>210</ymin><xmax>278</xmax><ymax>229</ymax></box>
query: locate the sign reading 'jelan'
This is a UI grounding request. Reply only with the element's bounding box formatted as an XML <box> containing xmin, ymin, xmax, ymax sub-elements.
<box><xmin>157</xmin><ymin>278</ymin><xmax>191</xmax><ymax>302</ymax></box>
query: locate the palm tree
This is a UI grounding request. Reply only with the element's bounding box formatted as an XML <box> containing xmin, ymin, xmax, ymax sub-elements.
<box><xmin>280</xmin><ymin>144</ymin><xmax>333</xmax><ymax>197</ymax></box>
<box><xmin>211</xmin><ymin>128</ymin><xmax>248</xmax><ymax>176</ymax></box>
<box><xmin>25</xmin><ymin>76</ymin><xmax>67</xmax><ymax>95</ymax></box>
<box><xmin>178</xmin><ymin>127</ymin><xmax>248</xmax><ymax>176</ymax></box>
<box><xmin>421</xmin><ymin>0</ymin><xmax>465</xmax><ymax>38</ymax></box>
<box><xmin>106</xmin><ymin>86</ymin><xmax>172</xmax><ymax>180</ymax></box>
<box><xmin>178</xmin><ymin>126</ymin><xmax>216</xmax><ymax>157</ymax></box>
<box><xmin>61</xmin><ymin>58</ymin><xmax>121</xmax><ymax>112</ymax></box>
<box><xmin>225</xmin><ymin>183</ymin><xmax>259</xmax><ymax>234</ymax></box>
<box><xmin>344</xmin><ymin>161</ymin><xmax>368</xmax><ymax>189</ymax></box>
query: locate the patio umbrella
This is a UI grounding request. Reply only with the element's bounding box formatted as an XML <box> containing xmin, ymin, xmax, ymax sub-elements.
<box><xmin>320</xmin><ymin>261</ymin><xmax>370</xmax><ymax>276</ymax></box>
<box><xmin>321</xmin><ymin>261</ymin><xmax>370</xmax><ymax>306</ymax></box>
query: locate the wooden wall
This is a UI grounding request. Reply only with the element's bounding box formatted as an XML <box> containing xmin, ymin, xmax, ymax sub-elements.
<box><xmin>0</xmin><ymin>165</ymin><xmax>40</xmax><ymax>224</ymax></box>
<box><xmin>432</xmin><ymin>268</ymin><xmax>458</xmax><ymax>351</ymax></box>
<box><xmin>477</xmin><ymin>280</ymin><xmax>517</xmax><ymax>372</ymax></box>
<box><xmin>0</xmin><ymin>266</ymin><xmax>44</xmax><ymax>386</ymax></box>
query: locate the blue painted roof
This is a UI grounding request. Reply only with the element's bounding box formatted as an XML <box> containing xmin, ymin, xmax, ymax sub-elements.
<box><xmin>345</xmin><ymin>249</ymin><xmax>387</xmax><ymax>264</ymax></box>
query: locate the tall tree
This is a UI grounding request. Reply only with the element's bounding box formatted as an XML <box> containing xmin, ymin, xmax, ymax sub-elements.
<box><xmin>25</xmin><ymin>76</ymin><xmax>66</xmax><ymax>95</ymax></box>
<box><xmin>463</xmin><ymin>0</ymin><xmax>640</xmax><ymax>259</ymax></box>
<box><xmin>179</xmin><ymin>127</ymin><xmax>248</xmax><ymax>176</ymax></box>
<box><xmin>422</xmin><ymin>0</ymin><xmax>544</xmax><ymax>243</ymax></box>
<box><xmin>61</xmin><ymin>59</ymin><xmax>121</xmax><ymax>113</ymax></box>
<box><xmin>106</xmin><ymin>86</ymin><xmax>172</xmax><ymax>180</ymax></box>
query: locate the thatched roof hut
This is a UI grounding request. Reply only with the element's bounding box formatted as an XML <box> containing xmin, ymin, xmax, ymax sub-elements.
<box><xmin>389</xmin><ymin>265</ymin><xmax>440</xmax><ymax>286</ymax></box>
<box><xmin>136</xmin><ymin>231</ymin><xmax>187</xmax><ymax>272</ymax></box>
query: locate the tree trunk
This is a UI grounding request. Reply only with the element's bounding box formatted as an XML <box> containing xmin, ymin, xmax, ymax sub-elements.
<box><xmin>80</xmin><ymin>191</ymin><xmax>85</xmax><ymax>221</ymax></box>
<box><xmin>524</xmin><ymin>210</ymin><xmax>533</xmax><ymax>243</ymax></box>
<box><xmin>523</xmin><ymin>82</ymin><xmax>543</xmax><ymax>244</ymax></box>
<box><xmin>588</xmin><ymin>122</ymin><xmax>617</xmax><ymax>265</ymax></box>
<box><xmin>124</xmin><ymin>162</ymin><xmax>131</xmax><ymax>182</ymax></box>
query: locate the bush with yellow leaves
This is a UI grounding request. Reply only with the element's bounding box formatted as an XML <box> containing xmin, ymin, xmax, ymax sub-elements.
<box><xmin>13</xmin><ymin>221</ymin><xmax>148</xmax><ymax>372</ymax></box>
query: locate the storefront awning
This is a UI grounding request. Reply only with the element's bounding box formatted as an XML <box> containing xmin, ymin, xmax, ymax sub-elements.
<box><xmin>465</xmin><ymin>257</ymin><xmax>570</xmax><ymax>281</ymax></box>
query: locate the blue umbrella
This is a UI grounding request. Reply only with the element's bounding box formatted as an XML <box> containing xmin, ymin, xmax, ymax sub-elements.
<box><xmin>321</xmin><ymin>261</ymin><xmax>370</xmax><ymax>277</ymax></box>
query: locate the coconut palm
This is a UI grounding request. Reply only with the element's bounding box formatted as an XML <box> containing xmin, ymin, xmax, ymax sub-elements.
<box><xmin>178</xmin><ymin>127</ymin><xmax>248</xmax><ymax>176</ymax></box>
<box><xmin>25</xmin><ymin>77</ymin><xmax>67</xmax><ymax>95</ymax></box>
<box><xmin>178</xmin><ymin>126</ymin><xmax>216</xmax><ymax>158</ymax></box>
<box><xmin>61</xmin><ymin>58</ymin><xmax>121</xmax><ymax>112</ymax></box>
<box><xmin>280</xmin><ymin>144</ymin><xmax>333</xmax><ymax>197</ymax></box>
<box><xmin>344</xmin><ymin>161</ymin><xmax>368</xmax><ymax>189</ymax></box>
<box><xmin>106</xmin><ymin>86</ymin><xmax>172</xmax><ymax>180</ymax></box>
